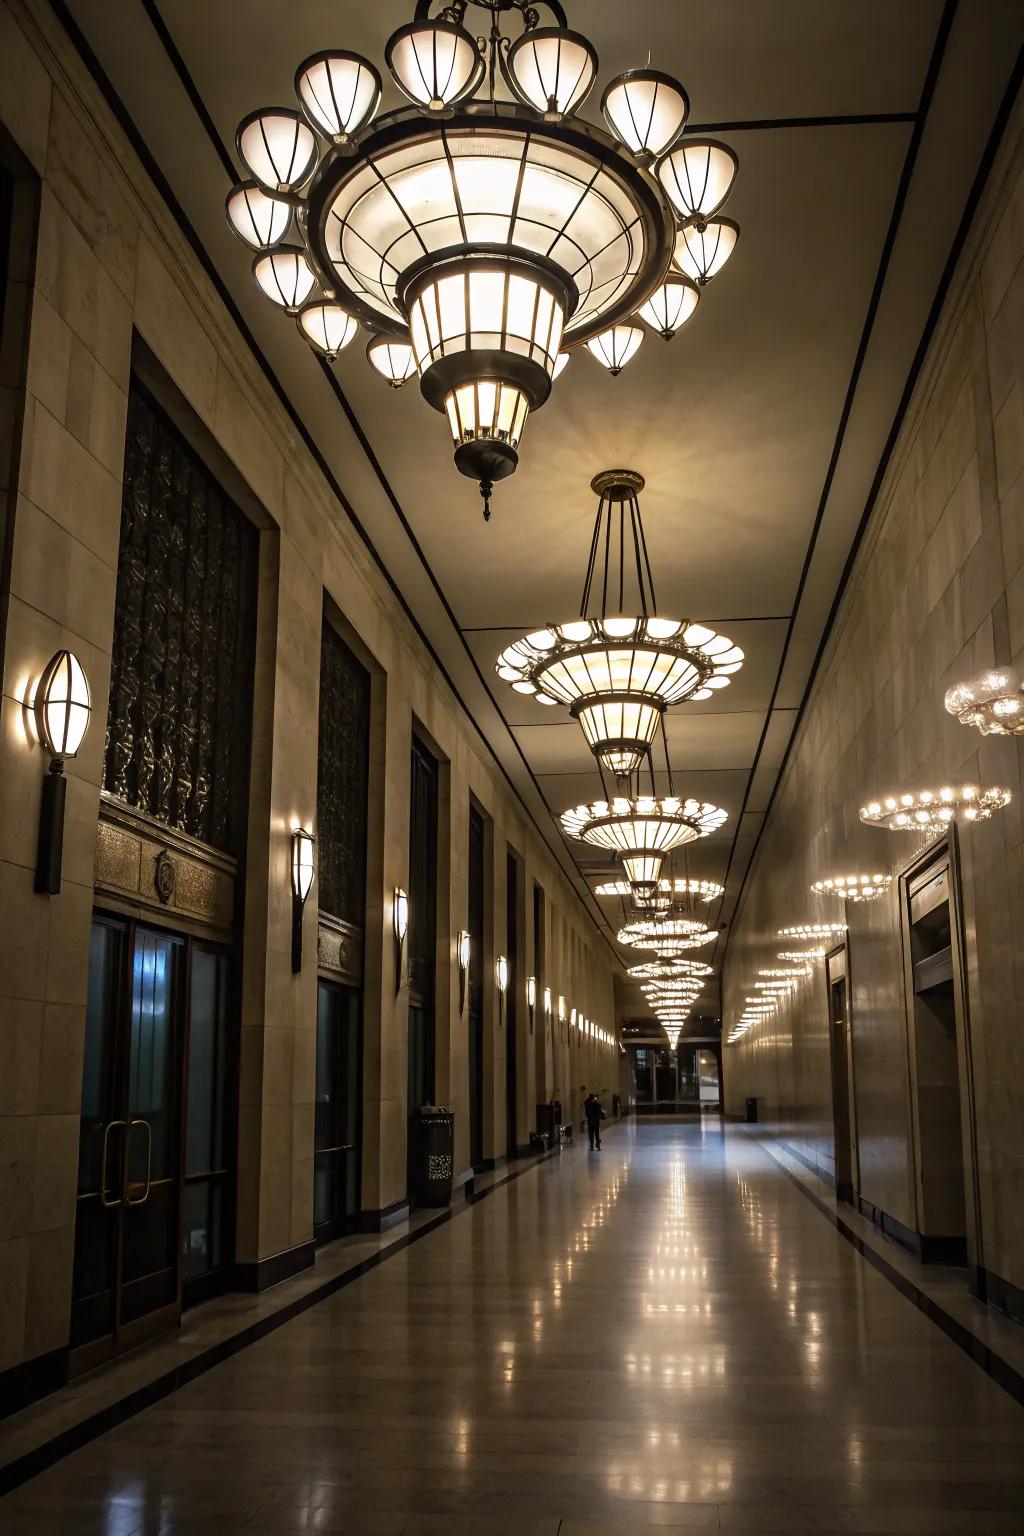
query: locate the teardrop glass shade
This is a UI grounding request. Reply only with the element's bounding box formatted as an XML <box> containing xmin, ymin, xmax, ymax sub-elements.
<box><xmin>298</xmin><ymin>301</ymin><xmax>358</xmax><ymax>359</ymax></box>
<box><xmin>226</xmin><ymin>182</ymin><xmax>292</xmax><ymax>250</ymax></box>
<box><xmin>236</xmin><ymin>109</ymin><xmax>318</xmax><ymax>193</ymax></box>
<box><xmin>385</xmin><ymin>19</ymin><xmax>484</xmax><ymax>111</ymax></box>
<box><xmin>586</xmin><ymin>324</ymin><xmax>644</xmax><ymax>375</ymax></box>
<box><xmin>601</xmin><ymin>69</ymin><xmax>688</xmax><ymax>160</ymax></box>
<box><xmin>366</xmin><ymin>334</ymin><xmax>417</xmax><ymax>387</ymax></box>
<box><xmin>637</xmin><ymin>275</ymin><xmax>699</xmax><ymax>338</ymax></box>
<box><xmin>253</xmin><ymin>246</ymin><xmax>317</xmax><ymax>311</ymax></box>
<box><xmin>503</xmin><ymin>28</ymin><xmax>598</xmax><ymax>121</ymax></box>
<box><xmin>657</xmin><ymin>138</ymin><xmax>738</xmax><ymax>222</ymax></box>
<box><xmin>295</xmin><ymin>51</ymin><xmax>381</xmax><ymax>142</ymax></box>
<box><xmin>673</xmin><ymin>217</ymin><xmax>740</xmax><ymax>285</ymax></box>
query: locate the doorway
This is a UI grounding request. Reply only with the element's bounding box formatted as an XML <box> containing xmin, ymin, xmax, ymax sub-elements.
<box><xmin>901</xmin><ymin>846</ymin><xmax>975</xmax><ymax>1265</ymax></box>
<box><xmin>71</xmin><ymin>915</ymin><xmax>235</xmax><ymax>1370</ymax></box>
<box><xmin>407</xmin><ymin>736</ymin><xmax>438</xmax><ymax>1191</ymax></box>
<box><xmin>467</xmin><ymin>805</ymin><xmax>485</xmax><ymax>1169</ymax></box>
<box><xmin>826</xmin><ymin>944</ymin><xmax>858</xmax><ymax>1205</ymax></box>
<box><xmin>314</xmin><ymin>980</ymin><xmax>362</xmax><ymax>1243</ymax></box>
<box><xmin>505</xmin><ymin>850</ymin><xmax>519</xmax><ymax>1158</ymax></box>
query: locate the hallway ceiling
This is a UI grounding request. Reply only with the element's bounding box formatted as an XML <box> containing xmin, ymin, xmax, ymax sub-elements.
<box><xmin>60</xmin><ymin>0</ymin><xmax>1024</xmax><ymax>1009</ymax></box>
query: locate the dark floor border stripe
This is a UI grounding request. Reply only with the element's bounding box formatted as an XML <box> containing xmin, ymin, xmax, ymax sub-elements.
<box><xmin>757</xmin><ymin>1136</ymin><xmax>1024</xmax><ymax>1410</ymax></box>
<box><xmin>0</xmin><ymin>1144</ymin><xmax>563</xmax><ymax>1499</ymax></box>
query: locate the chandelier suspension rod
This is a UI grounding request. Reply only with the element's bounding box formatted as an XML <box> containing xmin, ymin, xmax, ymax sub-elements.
<box><xmin>659</xmin><ymin>712</ymin><xmax>675</xmax><ymax>795</ymax></box>
<box><xmin>629</xmin><ymin>494</ymin><xmax>649</xmax><ymax>617</ymax></box>
<box><xmin>633</xmin><ymin>491</ymin><xmax>658</xmax><ymax>613</ymax></box>
<box><xmin>579</xmin><ymin>498</ymin><xmax>604</xmax><ymax>618</ymax></box>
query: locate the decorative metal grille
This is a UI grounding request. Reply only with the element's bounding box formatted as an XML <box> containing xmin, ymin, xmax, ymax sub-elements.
<box><xmin>408</xmin><ymin>738</ymin><xmax>438</xmax><ymax>1007</ymax></box>
<box><xmin>104</xmin><ymin>381</ymin><xmax>256</xmax><ymax>855</ymax></box>
<box><xmin>317</xmin><ymin>621</ymin><xmax>370</xmax><ymax>926</ymax></box>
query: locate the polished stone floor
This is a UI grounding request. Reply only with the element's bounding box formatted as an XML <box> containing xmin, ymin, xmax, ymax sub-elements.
<box><xmin>3</xmin><ymin>1119</ymin><xmax>1024</xmax><ymax>1535</ymax></box>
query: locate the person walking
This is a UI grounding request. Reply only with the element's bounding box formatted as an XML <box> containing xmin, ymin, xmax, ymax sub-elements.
<box><xmin>584</xmin><ymin>1091</ymin><xmax>604</xmax><ymax>1150</ymax></box>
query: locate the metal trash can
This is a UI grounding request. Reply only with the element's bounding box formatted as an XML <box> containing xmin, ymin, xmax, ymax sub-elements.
<box><xmin>412</xmin><ymin>1104</ymin><xmax>454</xmax><ymax>1206</ymax></box>
<box><xmin>745</xmin><ymin>1096</ymin><xmax>758</xmax><ymax>1124</ymax></box>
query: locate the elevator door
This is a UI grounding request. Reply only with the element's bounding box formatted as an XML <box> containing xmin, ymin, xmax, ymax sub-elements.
<box><xmin>72</xmin><ymin>916</ymin><xmax>235</xmax><ymax>1369</ymax></box>
<box><xmin>315</xmin><ymin>980</ymin><xmax>362</xmax><ymax>1242</ymax></box>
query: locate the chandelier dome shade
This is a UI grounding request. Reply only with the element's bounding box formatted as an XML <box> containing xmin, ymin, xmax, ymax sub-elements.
<box><xmin>496</xmin><ymin>469</ymin><xmax>743</xmax><ymax>774</ymax></box>
<box><xmin>366</xmin><ymin>333</ymin><xmax>417</xmax><ymax>385</ymax></box>
<box><xmin>237</xmin><ymin>109</ymin><xmax>319</xmax><ymax>194</ymax></box>
<box><xmin>295</xmin><ymin>51</ymin><xmax>382</xmax><ymax>143</ymax></box>
<box><xmin>502</xmin><ymin>28</ymin><xmax>598</xmax><ymax>121</ymax></box>
<box><xmin>298</xmin><ymin>300</ymin><xmax>359</xmax><ymax>359</ymax></box>
<box><xmin>656</xmin><ymin>138</ymin><xmax>738</xmax><ymax>224</ymax></box>
<box><xmin>226</xmin><ymin>182</ymin><xmax>292</xmax><ymax>250</ymax></box>
<box><xmin>945</xmin><ymin>667</ymin><xmax>1024</xmax><ymax>735</ymax></box>
<box><xmin>859</xmin><ymin>784</ymin><xmax>1011</xmax><ymax>832</ymax></box>
<box><xmin>561</xmin><ymin>796</ymin><xmax>727</xmax><ymax>892</ymax></box>
<box><xmin>673</xmin><ymin>216</ymin><xmax>739</xmax><ymax>286</ymax></box>
<box><xmin>628</xmin><ymin>959</ymin><xmax>712</xmax><ymax>980</ymax></box>
<box><xmin>586</xmin><ymin>323</ymin><xmax>644</xmax><ymax>374</ymax></box>
<box><xmin>637</xmin><ymin>274</ymin><xmax>700</xmax><ymax>339</ymax></box>
<box><xmin>594</xmin><ymin>876</ymin><xmax>724</xmax><ymax>905</ymax></box>
<box><xmin>601</xmin><ymin>69</ymin><xmax>689</xmax><ymax>162</ymax></box>
<box><xmin>619</xmin><ymin>916</ymin><xmax>718</xmax><ymax>951</ymax></box>
<box><xmin>253</xmin><ymin>245</ymin><xmax>317</xmax><ymax>311</ymax></box>
<box><xmin>385</xmin><ymin>19</ymin><xmax>485</xmax><ymax>112</ymax></box>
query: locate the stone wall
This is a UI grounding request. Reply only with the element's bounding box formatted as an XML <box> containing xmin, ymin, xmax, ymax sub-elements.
<box><xmin>723</xmin><ymin>89</ymin><xmax>1024</xmax><ymax>1298</ymax></box>
<box><xmin>0</xmin><ymin>0</ymin><xmax>617</xmax><ymax>1383</ymax></box>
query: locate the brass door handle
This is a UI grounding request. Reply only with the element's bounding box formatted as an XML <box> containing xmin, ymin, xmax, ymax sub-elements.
<box><xmin>100</xmin><ymin>1120</ymin><xmax>127</xmax><ymax>1208</ymax></box>
<box><xmin>126</xmin><ymin>1118</ymin><xmax>153</xmax><ymax>1205</ymax></box>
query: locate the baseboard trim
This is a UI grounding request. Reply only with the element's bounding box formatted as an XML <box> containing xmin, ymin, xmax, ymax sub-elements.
<box><xmin>0</xmin><ymin>1345</ymin><xmax>69</xmax><ymax>1422</ymax></box>
<box><xmin>976</xmin><ymin>1264</ymin><xmax>1024</xmax><ymax>1324</ymax></box>
<box><xmin>358</xmin><ymin>1199</ymin><xmax>410</xmax><ymax>1233</ymax></box>
<box><xmin>234</xmin><ymin>1240</ymin><xmax>315</xmax><ymax>1293</ymax></box>
<box><xmin>780</xmin><ymin>1139</ymin><xmax>837</xmax><ymax>1190</ymax></box>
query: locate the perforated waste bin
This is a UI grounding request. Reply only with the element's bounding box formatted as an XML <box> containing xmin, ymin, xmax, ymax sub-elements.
<box><xmin>536</xmin><ymin>1101</ymin><xmax>558</xmax><ymax>1146</ymax></box>
<box><xmin>745</xmin><ymin>1096</ymin><xmax>758</xmax><ymax>1124</ymax></box>
<box><xmin>412</xmin><ymin>1104</ymin><xmax>454</xmax><ymax>1206</ymax></box>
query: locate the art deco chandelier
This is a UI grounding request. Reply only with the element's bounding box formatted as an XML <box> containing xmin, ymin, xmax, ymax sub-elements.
<box><xmin>497</xmin><ymin>470</ymin><xmax>744</xmax><ymax>775</ymax></box>
<box><xmin>226</xmin><ymin>1</ymin><xmax>739</xmax><ymax>517</ymax></box>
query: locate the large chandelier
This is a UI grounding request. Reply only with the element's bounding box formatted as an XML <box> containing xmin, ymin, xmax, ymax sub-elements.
<box><xmin>227</xmin><ymin>3</ymin><xmax>739</xmax><ymax>518</ymax></box>
<box><xmin>618</xmin><ymin>916</ymin><xmax>718</xmax><ymax>952</ymax></box>
<box><xmin>628</xmin><ymin>958</ymin><xmax>712</xmax><ymax>981</ymax></box>
<box><xmin>945</xmin><ymin>667</ymin><xmax>1024</xmax><ymax>735</ymax></box>
<box><xmin>561</xmin><ymin>794</ymin><xmax>726</xmax><ymax>889</ymax></box>
<box><xmin>810</xmin><ymin>873</ymin><xmax>891</xmax><ymax>901</ymax></box>
<box><xmin>859</xmin><ymin>784</ymin><xmax>1010</xmax><ymax>832</ymax></box>
<box><xmin>496</xmin><ymin>470</ymin><xmax>743</xmax><ymax>775</ymax></box>
<box><xmin>595</xmin><ymin>876</ymin><xmax>724</xmax><ymax>909</ymax></box>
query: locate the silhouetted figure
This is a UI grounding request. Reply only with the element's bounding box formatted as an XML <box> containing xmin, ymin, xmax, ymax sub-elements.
<box><xmin>584</xmin><ymin>1092</ymin><xmax>604</xmax><ymax>1150</ymax></box>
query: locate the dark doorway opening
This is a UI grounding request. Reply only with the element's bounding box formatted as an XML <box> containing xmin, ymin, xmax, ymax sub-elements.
<box><xmin>505</xmin><ymin>850</ymin><xmax>519</xmax><ymax>1158</ymax></box>
<box><xmin>314</xmin><ymin>979</ymin><xmax>362</xmax><ymax>1243</ymax></box>
<box><xmin>826</xmin><ymin>944</ymin><xmax>857</xmax><ymax>1205</ymax></box>
<box><xmin>467</xmin><ymin>804</ymin><xmax>485</xmax><ymax>1170</ymax></box>
<box><xmin>407</xmin><ymin>736</ymin><xmax>438</xmax><ymax>1191</ymax></box>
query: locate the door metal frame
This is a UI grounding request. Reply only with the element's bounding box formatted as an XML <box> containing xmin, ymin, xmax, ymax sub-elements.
<box><xmin>825</xmin><ymin>941</ymin><xmax>859</xmax><ymax>1204</ymax></box>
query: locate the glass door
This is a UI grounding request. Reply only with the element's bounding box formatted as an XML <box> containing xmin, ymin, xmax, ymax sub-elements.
<box><xmin>71</xmin><ymin>918</ymin><xmax>185</xmax><ymax>1368</ymax></box>
<box><xmin>315</xmin><ymin>980</ymin><xmax>362</xmax><ymax>1242</ymax></box>
<box><xmin>182</xmin><ymin>946</ymin><xmax>235</xmax><ymax>1302</ymax></box>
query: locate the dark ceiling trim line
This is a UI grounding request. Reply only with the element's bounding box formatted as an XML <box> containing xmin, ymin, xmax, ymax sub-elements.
<box><xmin>710</xmin><ymin>0</ymin><xmax>959</xmax><ymax>975</ymax></box>
<box><xmin>688</xmin><ymin>111</ymin><xmax>917</xmax><ymax>133</ymax></box>
<box><xmin>43</xmin><ymin>0</ymin><xmax>617</xmax><ymax>959</ymax></box>
<box><xmin>722</xmin><ymin>34</ymin><xmax>1024</xmax><ymax>961</ymax></box>
<box><xmin>130</xmin><ymin>0</ymin><xmax>623</xmax><ymax>957</ymax></box>
<box><xmin>461</xmin><ymin>614</ymin><xmax>793</xmax><ymax>630</ymax></box>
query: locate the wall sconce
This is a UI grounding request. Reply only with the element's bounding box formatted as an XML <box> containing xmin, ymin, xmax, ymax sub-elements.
<box><xmin>526</xmin><ymin>974</ymin><xmax>536</xmax><ymax>1033</ymax></box>
<box><xmin>290</xmin><ymin>827</ymin><xmax>315</xmax><ymax>973</ymax></box>
<box><xmin>33</xmin><ymin>650</ymin><xmax>92</xmax><ymax>894</ymax></box>
<box><xmin>496</xmin><ymin>953</ymin><xmax>509</xmax><ymax>1025</ymax></box>
<box><xmin>457</xmin><ymin>929</ymin><xmax>471</xmax><ymax>1012</ymax></box>
<box><xmin>394</xmin><ymin>887</ymin><xmax>409</xmax><ymax>993</ymax></box>
<box><xmin>557</xmin><ymin>994</ymin><xmax>566</xmax><ymax>1041</ymax></box>
<box><xmin>544</xmin><ymin>986</ymin><xmax>552</xmax><ymax>1027</ymax></box>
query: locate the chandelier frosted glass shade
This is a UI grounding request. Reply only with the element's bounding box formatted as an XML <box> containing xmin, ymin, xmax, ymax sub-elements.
<box><xmin>945</xmin><ymin>667</ymin><xmax>1024</xmax><ymax>735</ymax></box>
<box><xmin>859</xmin><ymin>784</ymin><xmax>1011</xmax><ymax>832</ymax></box>
<box><xmin>637</xmin><ymin>275</ymin><xmax>700</xmax><ymax>338</ymax></box>
<box><xmin>561</xmin><ymin>796</ymin><xmax>727</xmax><ymax>890</ymax></box>
<box><xmin>657</xmin><ymin>139</ymin><xmax>738</xmax><ymax>224</ymax></box>
<box><xmin>628</xmin><ymin>959</ymin><xmax>712</xmax><ymax>980</ymax></box>
<box><xmin>298</xmin><ymin>300</ymin><xmax>358</xmax><ymax>358</ymax></box>
<box><xmin>601</xmin><ymin>70</ymin><xmax>689</xmax><ymax>162</ymax></box>
<box><xmin>237</xmin><ymin>110</ymin><xmax>318</xmax><ymax>193</ymax></box>
<box><xmin>366</xmin><ymin>334</ymin><xmax>417</xmax><ymax>386</ymax></box>
<box><xmin>34</xmin><ymin>650</ymin><xmax>91</xmax><ymax>762</ymax></box>
<box><xmin>594</xmin><ymin>877</ymin><xmax>724</xmax><ymax>904</ymax></box>
<box><xmin>619</xmin><ymin>917</ymin><xmax>717</xmax><ymax>952</ymax></box>
<box><xmin>385</xmin><ymin>19</ymin><xmax>484</xmax><ymax>111</ymax></box>
<box><xmin>673</xmin><ymin>217</ymin><xmax>739</xmax><ymax>286</ymax></box>
<box><xmin>587</xmin><ymin>324</ymin><xmax>645</xmax><ymax>374</ymax></box>
<box><xmin>778</xmin><ymin>947</ymin><xmax>826</xmax><ymax>962</ymax></box>
<box><xmin>295</xmin><ymin>52</ymin><xmax>382</xmax><ymax>142</ymax></box>
<box><xmin>810</xmin><ymin>873</ymin><xmax>892</xmax><ymax>902</ymax></box>
<box><xmin>497</xmin><ymin>611</ymin><xmax>743</xmax><ymax>776</ymax></box>
<box><xmin>253</xmin><ymin>246</ymin><xmax>317</xmax><ymax>311</ymax></box>
<box><xmin>503</xmin><ymin>29</ymin><xmax>598</xmax><ymax>121</ymax></box>
<box><xmin>225</xmin><ymin>183</ymin><xmax>292</xmax><ymax>250</ymax></box>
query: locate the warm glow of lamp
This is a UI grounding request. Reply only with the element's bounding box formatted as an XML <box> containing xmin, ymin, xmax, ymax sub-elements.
<box><xmin>35</xmin><ymin>650</ymin><xmax>91</xmax><ymax>764</ymax></box>
<box><xmin>394</xmin><ymin>888</ymin><xmax>409</xmax><ymax>942</ymax></box>
<box><xmin>457</xmin><ymin>930</ymin><xmax>471</xmax><ymax>972</ymax></box>
<box><xmin>290</xmin><ymin>827</ymin><xmax>315</xmax><ymax>903</ymax></box>
<box><xmin>496</xmin><ymin>955</ymin><xmax>509</xmax><ymax>994</ymax></box>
